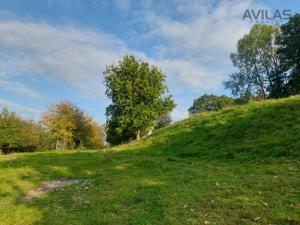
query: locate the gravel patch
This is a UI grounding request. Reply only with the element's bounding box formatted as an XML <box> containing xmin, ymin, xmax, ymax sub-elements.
<box><xmin>24</xmin><ymin>179</ymin><xmax>79</xmax><ymax>201</ymax></box>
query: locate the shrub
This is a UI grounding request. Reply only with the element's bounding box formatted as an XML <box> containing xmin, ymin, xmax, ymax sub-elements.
<box><xmin>188</xmin><ymin>94</ymin><xmax>235</xmax><ymax>115</ymax></box>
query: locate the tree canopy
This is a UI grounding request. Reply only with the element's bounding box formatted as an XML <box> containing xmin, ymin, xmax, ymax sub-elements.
<box><xmin>0</xmin><ymin>108</ymin><xmax>47</xmax><ymax>154</ymax></box>
<box><xmin>225</xmin><ymin>16</ymin><xmax>300</xmax><ymax>100</ymax></box>
<box><xmin>277</xmin><ymin>14</ymin><xmax>300</xmax><ymax>95</ymax></box>
<box><xmin>224</xmin><ymin>24</ymin><xmax>283</xmax><ymax>100</ymax></box>
<box><xmin>104</xmin><ymin>55</ymin><xmax>175</xmax><ymax>145</ymax></box>
<box><xmin>188</xmin><ymin>94</ymin><xmax>235</xmax><ymax>115</ymax></box>
<box><xmin>42</xmin><ymin>101</ymin><xmax>104</xmax><ymax>150</ymax></box>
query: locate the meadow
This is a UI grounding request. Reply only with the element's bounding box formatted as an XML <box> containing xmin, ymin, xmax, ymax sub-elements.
<box><xmin>0</xmin><ymin>97</ymin><xmax>299</xmax><ymax>225</ymax></box>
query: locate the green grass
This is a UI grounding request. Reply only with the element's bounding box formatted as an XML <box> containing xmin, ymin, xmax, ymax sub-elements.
<box><xmin>0</xmin><ymin>96</ymin><xmax>300</xmax><ymax>225</ymax></box>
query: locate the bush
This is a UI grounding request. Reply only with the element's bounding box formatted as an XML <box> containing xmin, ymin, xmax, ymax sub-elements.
<box><xmin>0</xmin><ymin>108</ymin><xmax>50</xmax><ymax>154</ymax></box>
<box><xmin>188</xmin><ymin>94</ymin><xmax>235</xmax><ymax>115</ymax></box>
<box><xmin>41</xmin><ymin>101</ymin><xmax>104</xmax><ymax>150</ymax></box>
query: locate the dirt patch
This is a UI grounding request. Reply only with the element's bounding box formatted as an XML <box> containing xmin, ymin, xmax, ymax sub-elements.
<box><xmin>24</xmin><ymin>179</ymin><xmax>79</xmax><ymax>201</ymax></box>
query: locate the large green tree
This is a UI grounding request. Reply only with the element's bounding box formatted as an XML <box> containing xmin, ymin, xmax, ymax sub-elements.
<box><xmin>104</xmin><ymin>55</ymin><xmax>175</xmax><ymax>145</ymax></box>
<box><xmin>188</xmin><ymin>94</ymin><xmax>235</xmax><ymax>115</ymax></box>
<box><xmin>277</xmin><ymin>14</ymin><xmax>300</xmax><ymax>95</ymax></box>
<box><xmin>224</xmin><ymin>24</ymin><xmax>283</xmax><ymax>100</ymax></box>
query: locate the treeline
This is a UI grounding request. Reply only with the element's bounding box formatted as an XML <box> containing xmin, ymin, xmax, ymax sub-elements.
<box><xmin>105</xmin><ymin>14</ymin><xmax>300</xmax><ymax>143</ymax></box>
<box><xmin>224</xmin><ymin>14</ymin><xmax>300</xmax><ymax>101</ymax></box>
<box><xmin>0</xmin><ymin>101</ymin><xmax>104</xmax><ymax>154</ymax></box>
<box><xmin>1</xmin><ymin>14</ymin><xmax>299</xmax><ymax>152</ymax></box>
<box><xmin>189</xmin><ymin>14</ymin><xmax>300</xmax><ymax>115</ymax></box>
<box><xmin>0</xmin><ymin>108</ymin><xmax>50</xmax><ymax>154</ymax></box>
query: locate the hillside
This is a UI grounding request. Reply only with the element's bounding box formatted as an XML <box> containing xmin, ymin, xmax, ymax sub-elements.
<box><xmin>0</xmin><ymin>97</ymin><xmax>299</xmax><ymax>225</ymax></box>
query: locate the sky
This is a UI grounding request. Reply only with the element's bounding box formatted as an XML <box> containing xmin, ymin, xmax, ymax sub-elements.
<box><xmin>0</xmin><ymin>0</ymin><xmax>299</xmax><ymax>123</ymax></box>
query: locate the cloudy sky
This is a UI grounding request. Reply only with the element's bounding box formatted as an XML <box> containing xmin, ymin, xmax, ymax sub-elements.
<box><xmin>0</xmin><ymin>0</ymin><xmax>299</xmax><ymax>123</ymax></box>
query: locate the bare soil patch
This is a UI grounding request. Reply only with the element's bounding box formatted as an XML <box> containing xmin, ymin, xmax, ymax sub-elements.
<box><xmin>24</xmin><ymin>179</ymin><xmax>79</xmax><ymax>201</ymax></box>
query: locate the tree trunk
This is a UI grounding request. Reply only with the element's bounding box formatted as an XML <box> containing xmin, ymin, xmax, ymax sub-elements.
<box><xmin>1</xmin><ymin>144</ymin><xmax>9</xmax><ymax>154</ymax></box>
<box><xmin>62</xmin><ymin>138</ymin><xmax>66</xmax><ymax>150</ymax></box>
<box><xmin>264</xmin><ymin>65</ymin><xmax>274</xmax><ymax>89</ymax></box>
<box><xmin>55</xmin><ymin>140</ymin><xmax>59</xmax><ymax>150</ymax></box>
<box><xmin>136</xmin><ymin>129</ymin><xmax>141</xmax><ymax>141</ymax></box>
<box><xmin>254</xmin><ymin>64</ymin><xmax>266</xmax><ymax>99</ymax></box>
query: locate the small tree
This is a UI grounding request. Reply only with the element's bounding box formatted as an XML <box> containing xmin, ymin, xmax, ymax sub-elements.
<box><xmin>42</xmin><ymin>101</ymin><xmax>104</xmax><ymax>150</ymax></box>
<box><xmin>42</xmin><ymin>101</ymin><xmax>76</xmax><ymax>149</ymax></box>
<box><xmin>104</xmin><ymin>55</ymin><xmax>175</xmax><ymax>145</ymax></box>
<box><xmin>188</xmin><ymin>94</ymin><xmax>235</xmax><ymax>115</ymax></box>
<box><xmin>0</xmin><ymin>108</ymin><xmax>24</xmax><ymax>154</ymax></box>
<box><xmin>224</xmin><ymin>24</ymin><xmax>283</xmax><ymax>99</ymax></box>
<box><xmin>85</xmin><ymin>122</ymin><xmax>105</xmax><ymax>149</ymax></box>
<box><xmin>0</xmin><ymin>108</ymin><xmax>47</xmax><ymax>154</ymax></box>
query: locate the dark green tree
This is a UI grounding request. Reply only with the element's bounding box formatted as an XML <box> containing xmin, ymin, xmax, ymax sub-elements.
<box><xmin>224</xmin><ymin>24</ymin><xmax>283</xmax><ymax>100</ymax></box>
<box><xmin>277</xmin><ymin>14</ymin><xmax>300</xmax><ymax>95</ymax></box>
<box><xmin>0</xmin><ymin>108</ymin><xmax>48</xmax><ymax>154</ymax></box>
<box><xmin>104</xmin><ymin>55</ymin><xmax>175</xmax><ymax>145</ymax></box>
<box><xmin>188</xmin><ymin>94</ymin><xmax>235</xmax><ymax>115</ymax></box>
<box><xmin>0</xmin><ymin>108</ymin><xmax>25</xmax><ymax>154</ymax></box>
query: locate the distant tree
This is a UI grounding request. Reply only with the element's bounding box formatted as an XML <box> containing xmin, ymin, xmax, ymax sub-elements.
<box><xmin>36</xmin><ymin>128</ymin><xmax>52</xmax><ymax>151</ymax></box>
<box><xmin>42</xmin><ymin>101</ymin><xmax>76</xmax><ymax>149</ymax></box>
<box><xmin>154</xmin><ymin>113</ymin><xmax>172</xmax><ymax>130</ymax></box>
<box><xmin>104</xmin><ymin>55</ymin><xmax>175</xmax><ymax>145</ymax></box>
<box><xmin>0</xmin><ymin>108</ymin><xmax>25</xmax><ymax>154</ymax></box>
<box><xmin>0</xmin><ymin>108</ymin><xmax>47</xmax><ymax>154</ymax></box>
<box><xmin>85</xmin><ymin>122</ymin><xmax>105</xmax><ymax>149</ymax></box>
<box><xmin>277</xmin><ymin>14</ymin><xmax>300</xmax><ymax>95</ymax></box>
<box><xmin>42</xmin><ymin>101</ymin><xmax>104</xmax><ymax>150</ymax></box>
<box><xmin>23</xmin><ymin>119</ymin><xmax>48</xmax><ymax>151</ymax></box>
<box><xmin>233</xmin><ymin>91</ymin><xmax>257</xmax><ymax>105</ymax></box>
<box><xmin>188</xmin><ymin>94</ymin><xmax>235</xmax><ymax>115</ymax></box>
<box><xmin>224</xmin><ymin>24</ymin><xmax>283</xmax><ymax>100</ymax></box>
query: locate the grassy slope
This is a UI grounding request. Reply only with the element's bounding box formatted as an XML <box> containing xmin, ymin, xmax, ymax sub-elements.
<box><xmin>0</xmin><ymin>97</ymin><xmax>299</xmax><ymax>225</ymax></box>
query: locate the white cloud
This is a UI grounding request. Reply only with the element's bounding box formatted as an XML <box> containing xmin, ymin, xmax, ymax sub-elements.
<box><xmin>141</xmin><ymin>0</ymin><xmax>265</xmax><ymax>90</ymax></box>
<box><xmin>0</xmin><ymin>20</ymin><xmax>143</xmax><ymax>99</ymax></box>
<box><xmin>157</xmin><ymin>59</ymin><xmax>224</xmax><ymax>91</ymax></box>
<box><xmin>0</xmin><ymin>0</ymin><xmax>267</xmax><ymax>121</ymax></box>
<box><xmin>145</xmin><ymin>0</ymin><xmax>258</xmax><ymax>55</ymax></box>
<box><xmin>0</xmin><ymin>17</ymin><xmax>231</xmax><ymax>102</ymax></box>
<box><xmin>171</xmin><ymin>107</ymin><xmax>189</xmax><ymax>121</ymax></box>
<box><xmin>0</xmin><ymin>98</ymin><xmax>40</xmax><ymax>115</ymax></box>
<box><xmin>0</xmin><ymin>73</ymin><xmax>42</xmax><ymax>99</ymax></box>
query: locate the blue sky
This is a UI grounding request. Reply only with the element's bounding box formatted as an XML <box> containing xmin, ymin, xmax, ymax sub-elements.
<box><xmin>0</xmin><ymin>0</ymin><xmax>299</xmax><ymax>123</ymax></box>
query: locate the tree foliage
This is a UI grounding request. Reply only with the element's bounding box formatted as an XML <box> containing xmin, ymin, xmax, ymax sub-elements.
<box><xmin>224</xmin><ymin>24</ymin><xmax>283</xmax><ymax>100</ymax></box>
<box><xmin>188</xmin><ymin>94</ymin><xmax>235</xmax><ymax>115</ymax></box>
<box><xmin>42</xmin><ymin>101</ymin><xmax>104</xmax><ymax>150</ymax></box>
<box><xmin>0</xmin><ymin>108</ymin><xmax>48</xmax><ymax>154</ymax></box>
<box><xmin>225</xmin><ymin>16</ymin><xmax>300</xmax><ymax>100</ymax></box>
<box><xmin>277</xmin><ymin>14</ymin><xmax>300</xmax><ymax>95</ymax></box>
<box><xmin>104</xmin><ymin>55</ymin><xmax>175</xmax><ymax>145</ymax></box>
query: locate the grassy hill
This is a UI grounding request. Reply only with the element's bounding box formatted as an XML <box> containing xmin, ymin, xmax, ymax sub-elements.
<box><xmin>0</xmin><ymin>97</ymin><xmax>299</xmax><ymax>225</ymax></box>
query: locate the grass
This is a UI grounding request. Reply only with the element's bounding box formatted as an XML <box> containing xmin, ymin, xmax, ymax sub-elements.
<box><xmin>0</xmin><ymin>96</ymin><xmax>300</xmax><ymax>225</ymax></box>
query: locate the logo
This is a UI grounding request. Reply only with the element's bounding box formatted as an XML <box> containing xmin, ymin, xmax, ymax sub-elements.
<box><xmin>243</xmin><ymin>9</ymin><xmax>292</xmax><ymax>23</ymax></box>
